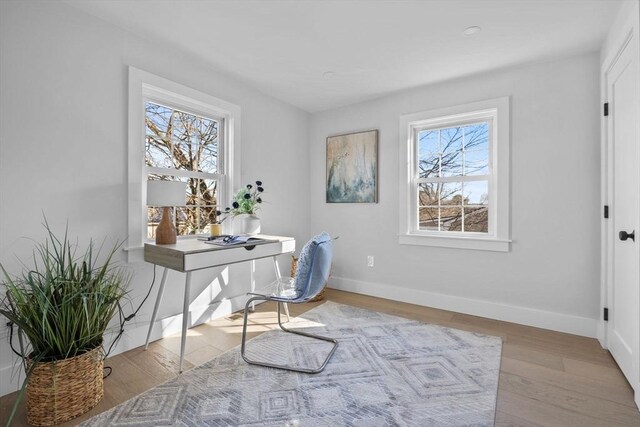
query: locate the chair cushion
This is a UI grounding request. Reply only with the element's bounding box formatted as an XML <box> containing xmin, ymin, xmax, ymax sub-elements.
<box><xmin>294</xmin><ymin>231</ymin><xmax>332</xmax><ymax>298</ymax></box>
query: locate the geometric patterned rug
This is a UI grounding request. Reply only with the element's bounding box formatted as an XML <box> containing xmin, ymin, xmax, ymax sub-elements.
<box><xmin>81</xmin><ymin>301</ymin><xmax>502</xmax><ymax>426</ymax></box>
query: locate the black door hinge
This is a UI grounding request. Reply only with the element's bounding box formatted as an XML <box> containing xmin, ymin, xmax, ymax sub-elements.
<box><xmin>604</xmin><ymin>307</ymin><xmax>609</xmax><ymax>321</ymax></box>
<box><xmin>604</xmin><ymin>103</ymin><xmax>609</xmax><ymax>116</ymax></box>
<box><xmin>604</xmin><ymin>205</ymin><xmax>609</xmax><ymax>219</ymax></box>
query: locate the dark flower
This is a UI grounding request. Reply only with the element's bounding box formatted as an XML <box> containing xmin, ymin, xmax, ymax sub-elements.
<box><xmin>228</xmin><ymin>181</ymin><xmax>264</xmax><ymax>214</ymax></box>
<box><xmin>216</xmin><ymin>210</ymin><xmax>222</xmax><ymax>216</ymax></box>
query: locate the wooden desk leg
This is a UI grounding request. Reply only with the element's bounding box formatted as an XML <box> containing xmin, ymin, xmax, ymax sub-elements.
<box><xmin>145</xmin><ymin>267</ymin><xmax>169</xmax><ymax>350</ymax></box>
<box><xmin>271</xmin><ymin>256</ymin><xmax>290</xmax><ymax>322</ymax></box>
<box><xmin>179</xmin><ymin>271</ymin><xmax>192</xmax><ymax>373</ymax></box>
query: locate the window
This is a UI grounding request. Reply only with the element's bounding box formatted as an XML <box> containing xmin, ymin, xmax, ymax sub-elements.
<box><xmin>127</xmin><ymin>67</ymin><xmax>240</xmax><ymax>260</ymax></box>
<box><xmin>399</xmin><ymin>97</ymin><xmax>510</xmax><ymax>251</ymax></box>
<box><xmin>417</xmin><ymin>122</ymin><xmax>490</xmax><ymax>233</ymax></box>
<box><xmin>145</xmin><ymin>102</ymin><xmax>222</xmax><ymax>238</ymax></box>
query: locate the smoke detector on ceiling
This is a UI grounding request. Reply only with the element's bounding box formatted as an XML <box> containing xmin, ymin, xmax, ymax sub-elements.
<box><xmin>462</xmin><ymin>26</ymin><xmax>482</xmax><ymax>36</ymax></box>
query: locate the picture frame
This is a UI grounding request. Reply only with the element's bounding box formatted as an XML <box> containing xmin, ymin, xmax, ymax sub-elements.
<box><xmin>326</xmin><ymin>129</ymin><xmax>378</xmax><ymax>203</ymax></box>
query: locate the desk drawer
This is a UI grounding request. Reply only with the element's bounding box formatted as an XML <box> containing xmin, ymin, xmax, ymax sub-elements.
<box><xmin>183</xmin><ymin>240</ymin><xmax>295</xmax><ymax>271</ymax></box>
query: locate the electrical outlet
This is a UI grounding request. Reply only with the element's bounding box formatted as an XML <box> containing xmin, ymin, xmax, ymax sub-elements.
<box><xmin>367</xmin><ymin>256</ymin><xmax>374</xmax><ymax>267</ymax></box>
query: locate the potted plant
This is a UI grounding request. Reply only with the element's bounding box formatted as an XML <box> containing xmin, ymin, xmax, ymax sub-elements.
<box><xmin>228</xmin><ymin>180</ymin><xmax>265</xmax><ymax>235</ymax></box>
<box><xmin>0</xmin><ymin>220</ymin><xmax>130</xmax><ymax>426</ymax></box>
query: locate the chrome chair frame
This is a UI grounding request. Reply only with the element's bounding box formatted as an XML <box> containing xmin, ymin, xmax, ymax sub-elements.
<box><xmin>240</xmin><ymin>234</ymin><xmax>337</xmax><ymax>374</ymax></box>
<box><xmin>240</xmin><ymin>297</ymin><xmax>338</xmax><ymax>374</ymax></box>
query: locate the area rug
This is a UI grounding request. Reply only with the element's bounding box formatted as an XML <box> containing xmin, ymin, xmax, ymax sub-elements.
<box><xmin>82</xmin><ymin>301</ymin><xmax>502</xmax><ymax>426</ymax></box>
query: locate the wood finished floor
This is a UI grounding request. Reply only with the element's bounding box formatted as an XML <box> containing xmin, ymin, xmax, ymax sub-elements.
<box><xmin>1</xmin><ymin>289</ymin><xmax>638</xmax><ymax>426</ymax></box>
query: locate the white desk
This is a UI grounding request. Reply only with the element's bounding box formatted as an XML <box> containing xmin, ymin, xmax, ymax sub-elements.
<box><xmin>143</xmin><ymin>234</ymin><xmax>296</xmax><ymax>371</ymax></box>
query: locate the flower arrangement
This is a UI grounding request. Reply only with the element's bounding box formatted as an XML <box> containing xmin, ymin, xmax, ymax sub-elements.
<box><xmin>209</xmin><ymin>181</ymin><xmax>264</xmax><ymax>233</ymax></box>
<box><xmin>228</xmin><ymin>180</ymin><xmax>264</xmax><ymax>216</ymax></box>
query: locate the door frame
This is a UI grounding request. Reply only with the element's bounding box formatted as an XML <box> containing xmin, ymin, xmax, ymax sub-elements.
<box><xmin>600</xmin><ymin>2</ymin><xmax>640</xmax><ymax>408</ymax></box>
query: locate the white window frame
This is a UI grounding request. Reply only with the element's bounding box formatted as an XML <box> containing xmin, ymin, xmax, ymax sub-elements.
<box><xmin>399</xmin><ymin>97</ymin><xmax>510</xmax><ymax>252</ymax></box>
<box><xmin>126</xmin><ymin>67</ymin><xmax>241</xmax><ymax>261</ymax></box>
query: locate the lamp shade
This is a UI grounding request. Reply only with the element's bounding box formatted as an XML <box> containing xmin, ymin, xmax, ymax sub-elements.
<box><xmin>146</xmin><ymin>180</ymin><xmax>186</xmax><ymax>207</ymax></box>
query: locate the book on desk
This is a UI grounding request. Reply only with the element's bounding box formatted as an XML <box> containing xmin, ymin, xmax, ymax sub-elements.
<box><xmin>198</xmin><ymin>235</ymin><xmax>278</xmax><ymax>248</ymax></box>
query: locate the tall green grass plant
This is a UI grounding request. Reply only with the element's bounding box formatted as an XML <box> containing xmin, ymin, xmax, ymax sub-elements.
<box><xmin>0</xmin><ymin>220</ymin><xmax>130</xmax><ymax>424</ymax></box>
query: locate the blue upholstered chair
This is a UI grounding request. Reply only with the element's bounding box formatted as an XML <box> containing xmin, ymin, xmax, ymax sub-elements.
<box><xmin>240</xmin><ymin>232</ymin><xmax>337</xmax><ymax>374</ymax></box>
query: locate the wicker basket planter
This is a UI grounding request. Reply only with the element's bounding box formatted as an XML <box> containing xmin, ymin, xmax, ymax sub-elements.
<box><xmin>26</xmin><ymin>346</ymin><xmax>104</xmax><ymax>426</ymax></box>
<box><xmin>291</xmin><ymin>255</ymin><xmax>326</xmax><ymax>302</ymax></box>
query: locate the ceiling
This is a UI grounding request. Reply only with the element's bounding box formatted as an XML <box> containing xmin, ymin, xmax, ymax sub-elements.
<box><xmin>64</xmin><ymin>0</ymin><xmax>622</xmax><ymax>112</ymax></box>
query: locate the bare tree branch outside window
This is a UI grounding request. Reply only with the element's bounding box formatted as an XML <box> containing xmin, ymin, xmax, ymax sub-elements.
<box><xmin>417</xmin><ymin>123</ymin><xmax>489</xmax><ymax>233</ymax></box>
<box><xmin>145</xmin><ymin>102</ymin><xmax>220</xmax><ymax>237</ymax></box>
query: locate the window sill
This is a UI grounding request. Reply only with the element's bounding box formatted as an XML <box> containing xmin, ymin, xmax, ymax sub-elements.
<box><xmin>399</xmin><ymin>233</ymin><xmax>511</xmax><ymax>252</ymax></box>
<box><xmin>123</xmin><ymin>245</ymin><xmax>145</xmax><ymax>263</ymax></box>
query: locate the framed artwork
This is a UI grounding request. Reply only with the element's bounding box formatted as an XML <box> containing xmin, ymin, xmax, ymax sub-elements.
<box><xmin>326</xmin><ymin>129</ymin><xmax>378</xmax><ymax>203</ymax></box>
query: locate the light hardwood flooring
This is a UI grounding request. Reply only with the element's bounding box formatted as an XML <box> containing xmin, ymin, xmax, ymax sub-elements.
<box><xmin>1</xmin><ymin>289</ymin><xmax>639</xmax><ymax>426</ymax></box>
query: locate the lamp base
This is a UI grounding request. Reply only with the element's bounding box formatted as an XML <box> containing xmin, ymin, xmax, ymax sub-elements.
<box><xmin>156</xmin><ymin>206</ymin><xmax>177</xmax><ymax>245</ymax></box>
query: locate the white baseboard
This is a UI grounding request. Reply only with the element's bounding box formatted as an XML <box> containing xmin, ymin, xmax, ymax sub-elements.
<box><xmin>0</xmin><ymin>320</ymin><xmax>23</xmax><ymax>398</ymax></box>
<box><xmin>0</xmin><ymin>361</ymin><xmax>24</xmax><ymax>399</ymax></box>
<box><xmin>597</xmin><ymin>322</ymin><xmax>607</xmax><ymax>348</ymax></box>
<box><xmin>328</xmin><ymin>276</ymin><xmax>598</xmax><ymax>338</ymax></box>
<box><xmin>0</xmin><ymin>294</ymin><xmax>254</xmax><ymax>398</ymax></box>
<box><xmin>0</xmin><ymin>279</ymin><xmax>600</xmax><ymax>398</ymax></box>
<box><xmin>103</xmin><ymin>293</ymin><xmax>256</xmax><ymax>358</ymax></box>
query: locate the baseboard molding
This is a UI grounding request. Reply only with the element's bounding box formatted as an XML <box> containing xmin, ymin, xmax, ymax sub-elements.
<box><xmin>328</xmin><ymin>276</ymin><xmax>598</xmax><ymax>338</ymax></box>
<box><xmin>597</xmin><ymin>322</ymin><xmax>607</xmax><ymax>349</ymax></box>
<box><xmin>103</xmin><ymin>293</ymin><xmax>255</xmax><ymax>358</ymax></box>
<box><xmin>0</xmin><ymin>279</ymin><xmax>599</xmax><ymax>398</ymax></box>
<box><xmin>0</xmin><ymin>294</ymin><xmax>256</xmax><ymax>398</ymax></box>
<box><xmin>0</xmin><ymin>362</ymin><xmax>23</xmax><ymax>399</ymax></box>
<box><xmin>0</xmin><ymin>319</ymin><xmax>23</xmax><ymax>397</ymax></box>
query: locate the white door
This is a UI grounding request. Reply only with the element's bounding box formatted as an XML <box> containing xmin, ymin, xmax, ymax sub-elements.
<box><xmin>606</xmin><ymin>33</ymin><xmax>640</xmax><ymax>404</ymax></box>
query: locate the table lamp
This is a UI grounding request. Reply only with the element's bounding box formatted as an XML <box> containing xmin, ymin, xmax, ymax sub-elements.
<box><xmin>147</xmin><ymin>180</ymin><xmax>186</xmax><ymax>245</ymax></box>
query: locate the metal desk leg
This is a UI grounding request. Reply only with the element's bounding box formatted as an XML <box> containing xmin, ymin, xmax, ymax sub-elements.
<box><xmin>179</xmin><ymin>271</ymin><xmax>192</xmax><ymax>373</ymax></box>
<box><xmin>283</xmin><ymin>300</ymin><xmax>291</xmax><ymax>322</ymax></box>
<box><xmin>145</xmin><ymin>267</ymin><xmax>169</xmax><ymax>350</ymax></box>
<box><xmin>250</xmin><ymin>260</ymin><xmax>256</xmax><ymax>311</ymax></box>
<box><xmin>272</xmin><ymin>256</ymin><xmax>290</xmax><ymax>322</ymax></box>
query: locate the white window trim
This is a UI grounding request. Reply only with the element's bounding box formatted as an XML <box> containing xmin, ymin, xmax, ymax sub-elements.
<box><xmin>126</xmin><ymin>67</ymin><xmax>241</xmax><ymax>262</ymax></box>
<box><xmin>399</xmin><ymin>97</ymin><xmax>510</xmax><ymax>252</ymax></box>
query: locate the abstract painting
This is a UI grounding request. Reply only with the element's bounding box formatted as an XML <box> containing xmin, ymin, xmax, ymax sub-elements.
<box><xmin>326</xmin><ymin>129</ymin><xmax>378</xmax><ymax>203</ymax></box>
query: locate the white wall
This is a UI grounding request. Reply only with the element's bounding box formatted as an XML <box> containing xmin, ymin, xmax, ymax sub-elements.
<box><xmin>309</xmin><ymin>53</ymin><xmax>602</xmax><ymax>337</ymax></box>
<box><xmin>0</xmin><ymin>0</ymin><xmax>309</xmax><ymax>396</ymax></box>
